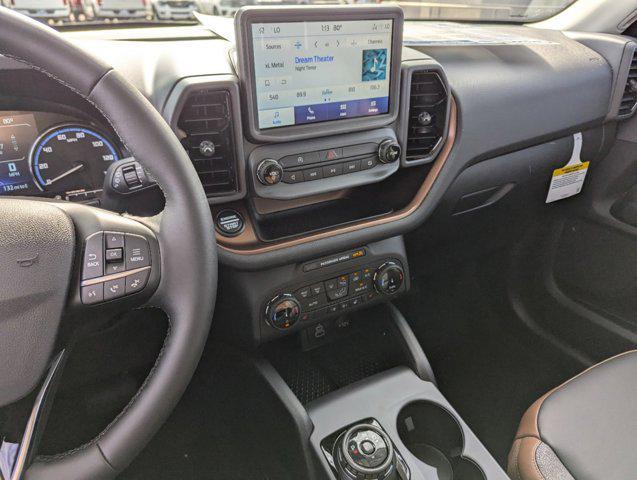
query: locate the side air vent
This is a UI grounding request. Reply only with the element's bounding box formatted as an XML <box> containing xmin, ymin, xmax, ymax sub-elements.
<box><xmin>406</xmin><ymin>71</ymin><xmax>448</xmax><ymax>162</ymax></box>
<box><xmin>177</xmin><ymin>89</ymin><xmax>238</xmax><ymax>197</ymax></box>
<box><xmin>619</xmin><ymin>49</ymin><xmax>637</xmax><ymax>118</ymax></box>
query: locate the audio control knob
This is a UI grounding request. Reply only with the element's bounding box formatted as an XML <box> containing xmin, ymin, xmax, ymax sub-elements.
<box><xmin>265</xmin><ymin>294</ymin><xmax>301</xmax><ymax>330</ymax></box>
<box><xmin>378</xmin><ymin>139</ymin><xmax>401</xmax><ymax>164</ymax></box>
<box><xmin>374</xmin><ymin>262</ymin><xmax>404</xmax><ymax>295</ymax></box>
<box><xmin>257</xmin><ymin>159</ymin><xmax>283</xmax><ymax>186</ymax></box>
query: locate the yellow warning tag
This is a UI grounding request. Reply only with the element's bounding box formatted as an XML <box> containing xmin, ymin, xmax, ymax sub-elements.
<box><xmin>552</xmin><ymin>162</ymin><xmax>589</xmax><ymax>177</ymax></box>
<box><xmin>546</xmin><ymin>133</ymin><xmax>589</xmax><ymax>203</ymax></box>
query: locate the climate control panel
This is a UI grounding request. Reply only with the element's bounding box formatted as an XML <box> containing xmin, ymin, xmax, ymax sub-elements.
<box><xmin>263</xmin><ymin>258</ymin><xmax>406</xmax><ymax>331</ymax></box>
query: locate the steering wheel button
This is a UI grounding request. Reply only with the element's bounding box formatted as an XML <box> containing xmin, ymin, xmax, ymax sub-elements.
<box><xmin>105</xmin><ymin>232</ymin><xmax>125</xmax><ymax>249</ymax></box>
<box><xmin>105</xmin><ymin>248</ymin><xmax>123</xmax><ymax>262</ymax></box>
<box><xmin>105</xmin><ymin>261</ymin><xmax>126</xmax><ymax>275</ymax></box>
<box><xmin>104</xmin><ymin>278</ymin><xmax>126</xmax><ymax>301</ymax></box>
<box><xmin>81</xmin><ymin>283</ymin><xmax>103</xmax><ymax>305</ymax></box>
<box><xmin>82</xmin><ymin>232</ymin><xmax>104</xmax><ymax>280</ymax></box>
<box><xmin>125</xmin><ymin>234</ymin><xmax>150</xmax><ymax>269</ymax></box>
<box><xmin>126</xmin><ymin>269</ymin><xmax>150</xmax><ymax>294</ymax></box>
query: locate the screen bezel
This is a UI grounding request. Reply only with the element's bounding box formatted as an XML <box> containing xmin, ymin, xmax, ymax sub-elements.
<box><xmin>235</xmin><ymin>6</ymin><xmax>404</xmax><ymax>143</ymax></box>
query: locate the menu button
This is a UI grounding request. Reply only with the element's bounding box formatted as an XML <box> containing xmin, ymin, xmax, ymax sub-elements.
<box><xmin>125</xmin><ymin>234</ymin><xmax>150</xmax><ymax>269</ymax></box>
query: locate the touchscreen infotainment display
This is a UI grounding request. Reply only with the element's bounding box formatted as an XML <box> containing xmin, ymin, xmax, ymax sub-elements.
<box><xmin>251</xmin><ymin>19</ymin><xmax>393</xmax><ymax>130</ymax></box>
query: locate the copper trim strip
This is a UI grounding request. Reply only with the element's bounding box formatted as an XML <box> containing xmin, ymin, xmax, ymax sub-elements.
<box><xmin>81</xmin><ymin>265</ymin><xmax>151</xmax><ymax>287</ymax></box>
<box><xmin>218</xmin><ymin>98</ymin><xmax>457</xmax><ymax>255</ymax></box>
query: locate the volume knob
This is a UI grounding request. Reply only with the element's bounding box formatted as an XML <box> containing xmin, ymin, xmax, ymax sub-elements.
<box><xmin>257</xmin><ymin>159</ymin><xmax>283</xmax><ymax>186</ymax></box>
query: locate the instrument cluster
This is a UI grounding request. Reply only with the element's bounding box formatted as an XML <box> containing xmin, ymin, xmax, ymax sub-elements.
<box><xmin>0</xmin><ymin>110</ymin><xmax>124</xmax><ymax>204</ymax></box>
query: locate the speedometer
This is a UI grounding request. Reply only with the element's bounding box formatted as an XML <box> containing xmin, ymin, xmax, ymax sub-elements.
<box><xmin>30</xmin><ymin>125</ymin><xmax>120</xmax><ymax>193</ymax></box>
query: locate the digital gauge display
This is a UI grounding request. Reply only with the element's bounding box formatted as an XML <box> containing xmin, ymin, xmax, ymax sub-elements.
<box><xmin>31</xmin><ymin>125</ymin><xmax>120</xmax><ymax>193</ymax></box>
<box><xmin>0</xmin><ymin>112</ymin><xmax>121</xmax><ymax>199</ymax></box>
<box><xmin>0</xmin><ymin>113</ymin><xmax>39</xmax><ymax>195</ymax></box>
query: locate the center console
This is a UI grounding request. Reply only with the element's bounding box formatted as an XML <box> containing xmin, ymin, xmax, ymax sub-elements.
<box><xmin>247</xmin><ymin>303</ymin><xmax>510</xmax><ymax>480</ymax></box>
<box><xmin>163</xmin><ymin>8</ymin><xmax>501</xmax><ymax>478</ymax></box>
<box><xmin>309</xmin><ymin>367</ymin><xmax>508</xmax><ymax>480</ymax></box>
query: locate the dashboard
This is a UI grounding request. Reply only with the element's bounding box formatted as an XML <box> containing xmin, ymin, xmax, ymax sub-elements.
<box><xmin>0</xmin><ymin>110</ymin><xmax>124</xmax><ymax>204</ymax></box>
<box><xmin>1</xmin><ymin>6</ymin><xmax>633</xmax><ymax>344</ymax></box>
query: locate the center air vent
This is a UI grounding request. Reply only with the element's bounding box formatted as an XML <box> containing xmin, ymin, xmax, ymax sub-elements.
<box><xmin>619</xmin><ymin>48</ymin><xmax>637</xmax><ymax>118</ymax></box>
<box><xmin>405</xmin><ymin>71</ymin><xmax>448</xmax><ymax>163</ymax></box>
<box><xmin>177</xmin><ymin>89</ymin><xmax>238</xmax><ymax>197</ymax></box>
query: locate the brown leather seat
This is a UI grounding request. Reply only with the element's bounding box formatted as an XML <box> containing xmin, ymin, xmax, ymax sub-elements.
<box><xmin>507</xmin><ymin>350</ymin><xmax>637</xmax><ymax>480</ymax></box>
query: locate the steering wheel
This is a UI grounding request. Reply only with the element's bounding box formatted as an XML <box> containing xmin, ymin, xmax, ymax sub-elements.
<box><xmin>0</xmin><ymin>7</ymin><xmax>217</xmax><ymax>480</ymax></box>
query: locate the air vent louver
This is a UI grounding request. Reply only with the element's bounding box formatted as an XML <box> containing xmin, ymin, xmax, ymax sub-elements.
<box><xmin>619</xmin><ymin>50</ymin><xmax>637</xmax><ymax>118</ymax></box>
<box><xmin>177</xmin><ymin>89</ymin><xmax>238</xmax><ymax>196</ymax></box>
<box><xmin>406</xmin><ymin>71</ymin><xmax>448</xmax><ymax>162</ymax></box>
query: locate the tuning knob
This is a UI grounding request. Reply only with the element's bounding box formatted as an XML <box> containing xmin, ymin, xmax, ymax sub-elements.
<box><xmin>265</xmin><ymin>294</ymin><xmax>301</xmax><ymax>330</ymax></box>
<box><xmin>378</xmin><ymin>139</ymin><xmax>401</xmax><ymax>164</ymax></box>
<box><xmin>374</xmin><ymin>262</ymin><xmax>404</xmax><ymax>295</ymax></box>
<box><xmin>257</xmin><ymin>159</ymin><xmax>283</xmax><ymax>186</ymax></box>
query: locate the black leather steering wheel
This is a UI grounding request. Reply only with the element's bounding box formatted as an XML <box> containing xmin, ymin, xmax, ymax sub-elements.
<box><xmin>0</xmin><ymin>7</ymin><xmax>217</xmax><ymax>479</ymax></box>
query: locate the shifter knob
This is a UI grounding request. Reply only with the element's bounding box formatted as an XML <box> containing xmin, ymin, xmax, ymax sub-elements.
<box><xmin>334</xmin><ymin>424</ymin><xmax>394</xmax><ymax>480</ymax></box>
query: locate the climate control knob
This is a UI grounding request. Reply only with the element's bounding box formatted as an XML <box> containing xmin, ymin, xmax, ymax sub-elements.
<box><xmin>378</xmin><ymin>139</ymin><xmax>401</xmax><ymax>164</ymax></box>
<box><xmin>374</xmin><ymin>262</ymin><xmax>404</xmax><ymax>295</ymax></box>
<box><xmin>265</xmin><ymin>294</ymin><xmax>301</xmax><ymax>330</ymax></box>
<box><xmin>257</xmin><ymin>159</ymin><xmax>283</xmax><ymax>186</ymax></box>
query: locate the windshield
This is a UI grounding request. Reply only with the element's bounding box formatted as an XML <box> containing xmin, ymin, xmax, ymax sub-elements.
<box><xmin>3</xmin><ymin>0</ymin><xmax>576</xmax><ymax>27</ymax></box>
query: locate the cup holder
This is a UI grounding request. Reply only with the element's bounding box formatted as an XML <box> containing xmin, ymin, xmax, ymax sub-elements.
<box><xmin>397</xmin><ymin>401</ymin><xmax>486</xmax><ymax>480</ymax></box>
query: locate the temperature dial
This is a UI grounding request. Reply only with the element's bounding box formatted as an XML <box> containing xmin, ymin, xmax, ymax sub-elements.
<box><xmin>265</xmin><ymin>294</ymin><xmax>301</xmax><ymax>330</ymax></box>
<box><xmin>374</xmin><ymin>262</ymin><xmax>404</xmax><ymax>295</ymax></box>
